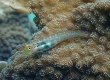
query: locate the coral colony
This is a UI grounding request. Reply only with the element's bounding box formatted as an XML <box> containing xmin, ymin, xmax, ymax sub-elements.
<box><xmin>0</xmin><ymin>0</ymin><xmax>110</xmax><ymax>80</ymax></box>
<box><xmin>0</xmin><ymin>3</ymin><xmax>31</xmax><ymax>61</ymax></box>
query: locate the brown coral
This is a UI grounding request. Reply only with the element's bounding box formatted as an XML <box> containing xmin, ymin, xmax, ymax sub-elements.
<box><xmin>0</xmin><ymin>0</ymin><xmax>110</xmax><ymax>80</ymax></box>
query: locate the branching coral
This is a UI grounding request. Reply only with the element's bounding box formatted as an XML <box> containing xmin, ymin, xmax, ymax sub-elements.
<box><xmin>0</xmin><ymin>0</ymin><xmax>110</xmax><ymax>80</ymax></box>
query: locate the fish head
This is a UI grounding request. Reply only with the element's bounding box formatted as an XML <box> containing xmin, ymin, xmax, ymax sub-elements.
<box><xmin>23</xmin><ymin>43</ymin><xmax>36</xmax><ymax>54</ymax></box>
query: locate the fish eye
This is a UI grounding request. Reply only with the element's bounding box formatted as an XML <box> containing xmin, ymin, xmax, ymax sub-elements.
<box><xmin>28</xmin><ymin>47</ymin><xmax>31</xmax><ymax>50</ymax></box>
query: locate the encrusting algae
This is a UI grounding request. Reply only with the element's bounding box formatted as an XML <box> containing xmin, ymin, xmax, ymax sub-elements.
<box><xmin>0</xmin><ymin>0</ymin><xmax>110</xmax><ymax>80</ymax></box>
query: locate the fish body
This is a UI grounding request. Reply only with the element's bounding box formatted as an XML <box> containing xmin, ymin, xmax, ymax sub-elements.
<box><xmin>23</xmin><ymin>30</ymin><xmax>89</xmax><ymax>56</ymax></box>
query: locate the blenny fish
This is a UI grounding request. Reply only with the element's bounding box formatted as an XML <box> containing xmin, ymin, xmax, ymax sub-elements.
<box><xmin>18</xmin><ymin>30</ymin><xmax>89</xmax><ymax>57</ymax></box>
